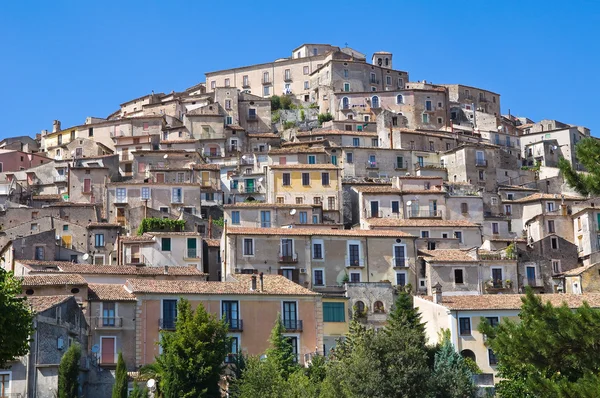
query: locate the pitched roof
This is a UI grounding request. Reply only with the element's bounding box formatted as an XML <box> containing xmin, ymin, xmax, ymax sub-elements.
<box><xmin>269</xmin><ymin>147</ymin><xmax>327</xmax><ymax>154</ymax></box>
<box><xmin>120</xmin><ymin>235</ymin><xmax>155</xmax><ymax>242</ymax></box>
<box><xmin>497</xmin><ymin>185</ymin><xmax>539</xmax><ymax>192</ymax></box>
<box><xmin>88</xmin><ymin>222</ymin><xmax>121</xmax><ymax>228</ymax></box>
<box><xmin>296</xmin><ymin>130</ymin><xmax>379</xmax><ymax>137</ymax></box>
<box><xmin>88</xmin><ymin>284</ymin><xmax>136</xmax><ymax>301</ymax></box>
<box><xmin>365</xmin><ymin>218</ymin><xmax>480</xmax><ymax>228</ymax></box>
<box><xmin>562</xmin><ymin>263</ymin><xmax>600</xmax><ymax>277</ymax></box>
<box><xmin>21</xmin><ymin>274</ymin><xmax>88</xmax><ymax>286</ymax></box>
<box><xmin>247</xmin><ymin>133</ymin><xmax>279</xmax><ymax>139</ymax></box>
<box><xmin>419</xmin><ymin>249</ymin><xmax>477</xmax><ymax>263</ymax></box>
<box><xmin>270</xmin><ymin>164</ymin><xmax>340</xmax><ymax>170</ymax></box>
<box><xmin>420</xmin><ymin>294</ymin><xmax>600</xmax><ymax>310</ymax></box>
<box><xmin>191</xmin><ymin>163</ymin><xmax>220</xmax><ymax>171</ymax></box>
<box><xmin>125</xmin><ymin>274</ymin><xmax>318</xmax><ymax>296</ymax></box>
<box><xmin>20</xmin><ymin>261</ymin><xmax>205</xmax><ymax>276</ymax></box>
<box><xmin>223</xmin><ymin>202</ymin><xmax>316</xmax><ymax>209</ymax></box>
<box><xmin>226</xmin><ymin>227</ymin><xmax>414</xmax><ymax>238</ymax></box>
<box><xmin>506</xmin><ymin>193</ymin><xmax>584</xmax><ymax>203</ymax></box>
<box><xmin>27</xmin><ymin>295</ymin><xmax>73</xmax><ymax>313</ymax></box>
<box><xmin>205</xmin><ymin>239</ymin><xmax>220</xmax><ymax>247</ymax></box>
<box><xmin>355</xmin><ymin>186</ymin><xmax>443</xmax><ymax>194</ymax></box>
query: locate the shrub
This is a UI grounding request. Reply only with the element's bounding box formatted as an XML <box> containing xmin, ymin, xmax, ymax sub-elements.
<box><xmin>318</xmin><ymin>112</ymin><xmax>333</xmax><ymax>125</ymax></box>
<box><xmin>283</xmin><ymin>121</ymin><xmax>296</xmax><ymax>130</ymax></box>
<box><xmin>270</xmin><ymin>95</ymin><xmax>281</xmax><ymax>111</ymax></box>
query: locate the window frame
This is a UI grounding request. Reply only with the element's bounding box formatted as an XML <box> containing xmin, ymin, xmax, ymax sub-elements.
<box><xmin>454</xmin><ymin>268</ymin><xmax>465</xmax><ymax>285</ymax></box>
<box><xmin>161</xmin><ymin>237</ymin><xmax>172</xmax><ymax>252</ymax></box>
<box><xmin>243</xmin><ymin>238</ymin><xmax>255</xmax><ymax>256</ymax></box>
<box><xmin>459</xmin><ymin>317</ymin><xmax>472</xmax><ymax>336</ymax></box>
<box><xmin>313</xmin><ymin>268</ymin><xmax>325</xmax><ymax>286</ymax></box>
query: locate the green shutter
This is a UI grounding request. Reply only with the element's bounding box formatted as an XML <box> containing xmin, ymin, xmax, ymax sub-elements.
<box><xmin>162</xmin><ymin>238</ymin><xmax>171</xmax><ymax>251</ymax></box>
<box><xmin>323</xmin><ymin>302</ymin><xmax>345</xmax><ymax>322</ymax></box>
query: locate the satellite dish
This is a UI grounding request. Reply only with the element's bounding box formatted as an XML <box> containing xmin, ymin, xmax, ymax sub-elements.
<box><xmin>406</xmin><ymin>201</ymin><xmax>412</xmax><ymax>206</ymax></box>
<box><xmin>552</xmin><ymin>146</ymin><xmax>558</xmax><ymax>150</ymax></box>
<box><xmin>55</xmin><ymin>235</ymin><xmax>61</xmax><ymax>241</ymax></box>
<box><xmin>497</xmin><ymin>126</ymin><xmax>503</xmax><ymax>130</ymax></box>
<box><xmin>82</xmin><ymin>253</ymin><xmax>90</xmax><ymax>261</ymax></box>
<box><xmin>147</xmin><ymin>379</ymin><xmax>156</xmax><ymax>390</ymax></box>
<box><xmin>260</xmin><ymin>354</ymin><xmax>268</xmax><ymax>361</ymax></box>
<box><xmin>163</xmin><ymin>154</ymin><xmax>169</xmax><ymax>159</ymax></box>
<box><xmin>71</xmin><ymin>150</ymin><xmax>76</xmax><ymax>155</ymax></box>
<box><xmin>91</xmin><ymin>344</ymin><xmax>100</xmax><ymax>353</ymax></box>
<box><xmin>290</xmin><ymin>209</ymin><xmax>297</xmax><ymax>215</ymax></box>
<box><xmin>258</xmin><ymin>177</ymin><xmax>264</xmax><ymax>183</ymax></box>
<box><xmin>405</xmin><ymin>172</ymin><xmax>410</xmax><ymax>176</ymax></box>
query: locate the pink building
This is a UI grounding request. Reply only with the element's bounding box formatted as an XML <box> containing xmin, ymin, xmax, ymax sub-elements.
<box><xmin>0</xmin><ymin>149</ymin><xmax>49</xmax><ymax>173</ymax></box>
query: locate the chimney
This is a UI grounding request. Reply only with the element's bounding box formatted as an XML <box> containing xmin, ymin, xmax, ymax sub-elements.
<box><xmin>433</xmin><ymin>282</ymin><xmax>443</xmax><ymax>304</ymax></box>
<box><xmin>164</xmin><ymin>265</ymin><xmax>169</xmax><ymax>274</ymax></box>
<box><xmin>392</xmin><ymin>176</ymin><xmax>401</xmax><ymax>189</ymax></box>
<box><xmin>52</xmin><ymin>120</ymin><xmax>61</xmax><ymax>133</ymax></box>
<box><xmin>259</xmin><ymin>272</ymin><xmax>264</xmax><ymax>292</ymax></box>
<box><xmin>251</xmin><ymin>275</ymin><xmax>257</xmax><ymax>291</ymax></box>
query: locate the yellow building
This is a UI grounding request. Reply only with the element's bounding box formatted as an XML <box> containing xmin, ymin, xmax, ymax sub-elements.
<box><xmin>322</xmin><ymin>296</ymin><xmax>349</xmax><ymax>355</ymax></box>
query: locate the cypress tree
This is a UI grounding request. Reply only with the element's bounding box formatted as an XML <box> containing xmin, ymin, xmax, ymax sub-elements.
<box><xmin>58</xmin><ymin>343</ymin><xmax>81</xmax><ymax>398</ymax></box>
<box><xmin>112</xmin><ymin>352</ymin><xmax>128</xmax><ymax>398</ymax></box>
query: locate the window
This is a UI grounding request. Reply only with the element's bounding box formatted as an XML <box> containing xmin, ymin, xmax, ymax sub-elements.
<box><xmin>242</xmin><ymin>75</ymin><xmax>249</xmax><ymax>86</ymax></box>
<box><xmin>231</xmin><ymin>211</ymin><xmax>240</xmax><ymax>225</ymax></box>
<box><xmin>327</xmin><ymin>196</ymin><xmax>335</xmax><ymax>210</ymax></box>
<box><xmin>346</xmin><ymin>152</ymin><xmax>353</xmax><ymax>164</ymax></box>
<box><xmin>260</xmin><ymin>211</ymin><xmax>271</xmax><ymax>228</ymax></box>
<box><xmin>396</xmin><ymin>94</ymin><xmax>403</xmax><ymax>104</ymax></box>
<box><xmin>454</xmin><ymin>231</ymin><xmax>463</xmax><ymax>243</ymax></box>
<box><xmin>141</xmin><ymin>187</ymin><xmax>150</xmax><ymax>200</ymax></box>
<box><xmin>276</xmin><ymin>197</ymin><xmax>285</xmax><ymax>204</ymax></box>
<box><xmin>314</xmin><ymin>197</ymin><xmax>322</xmax><ymax>205</ymax></box>
<box><xmin>505</xmin><ymin>204</ymin><xmax>512</xmax><ymax>215</ymax></box>
<box><xmin>350</xmin><ymin>272</ymin><xmax>361</xmax><ymax>283</ymax></box>
<box><xmin>95</xmin><ymin>234</ymin><xmax>105</xmax><ymax>247</ymax></box>
<box><xmin>304</xmin><ymin>81</ymin><xmax>309</xmax><ymax>89</ymax></box>
<box><xmin>348</xmin><ymin>243</ymin><xmax>360</xmax><ymax>266</ymax></box>
<box><xmin>371</xmin><ymin>138</ymin><xmax>378</xmax><ymax>147</ymax></box>
<box><xmin>302</xmin><ymin>173</ymin><xmax>310</xmax><ymax>186</ymax></box>
<box><xmin>492</xmin><ymin>222</ymin><xmax>499</xmax><ymax>234</ymax></box>
<box><xmin>177</xmin><ymin>172</ymin><xmax>185</xmax><ymax>183</ymax></box>
<box><xmin>552</xmin><ymin>260</ymin><xmax>561</xmax><ymax>274</ymax></box>
<box><xmin>172</xmin><ymin>187</ymin><xmax>183</xmax><ymax>203</ymax></box>
<box><xmin>143</xmin><ymin>122</ymin><xmax>149</xmax><ymax>131</ymax></box>
<box><xmin>225</xmin><ymin>99</ymin><xmax>232</xmax><ymax>110</ymax></box>
<box><xmin>162</xmin><ymin>299</ymin><xmax>177</xmax><ymax>330</ymax></box>
<box><xmin>353</xmin><ymin>137</ymin><xmax>360</xmax><ymax>147</ymax></box>
<box><xmin>243</xmin><ymin>239</ymin><xmax>254</xmax><ymax>256</ymax></box>
<box><xmin>282</xmin><ymin>173</ymin><xmax>291</xmax><ymax>186</ymax></box>
<box><xmin>222</xmin><ymin>300</ymin><xmax>240</xmax><ymax>329</ymax></box>
<box><xmin>461</xmin><ymin>203</ymin><xmax>468</xmax><ymax>214</ymax></box>
<box><xmin>282</xmin><ymin>301</ymin><xmax>297</xmax><ymax>329</ymax></box>
<box><xmin>547</xmin><ymin>202</ymin><xmax>555</xmax><ymax>212</ymax></box>
<box><xmin>312</xmin><ymin>215</ymin><xmax>319</xmax><ymax>224</ymax></box>
<box><xmin>225</xmin><ymin>116</ymin><xmax>233</xmax><ymax>125</ymax></box>
<box><xmin>421</xmin><ymin>231</ymin><xmax>430</xmax><ymax>238</ymax></box>
<box><xmin>313</xmin><ymin>242</ymin><xmax>323</xmax><ymax>259</ymax></box>
<box><xmin>548</xmin><ymin>220</ymin><xmax>556</xmax><ymax>233</ymax></box>
<box><xmin>454</xmin><ymin>269</ymin><xmax>465</xmax><ymax>284</ymax></box>
<box><xmin>429</xmin><ymin>141</ymin><xmax>435</xmax><ymax>151</ymax></box>
<box><xmin>323</xmin><ymin>302</ymin><xmax>345</xmax><ymax>322</ymax></box>
<box><xmin>161</xmin><ymin>238</ymin><xmax>171</xmax><ymax>251</ymax></box>
<box><xmin>62</xmin><ymin>224</ymin><xmax>69</xmax><ymax>231</ymax></box>
<box><xmin>551</xmin><ymin>237</ymin><xmax>559</xmax><ymax>249</ymax></box>
<box><xmin>263</xmin><ymin>86</ymin><xmax>270</xmax><ymax>96</ymax></box>
<box><xmin>31</xmin><ymin>223</ymin><xmax>38</xmax><ymax>231</ymax></box>
<box><xmin>396</xmin><ymin>272</ymin><xmax>406</xmax><ymax>286</ymax></box>
<box><xmin>425</xmin><ymin>100</ymin><xmax>432</xmax><ymax>111</ymax></box>
<box><xmin>299</xmin><ymin>211</ymin><xmax>307</xmax><ymax>224</ymax></box>
<box><xmin>102</xmin><ymin>302</ymin><xmax>116</xmax><ymax>326</ymax></box>
<box><xmin>100</xmin><ymin>337</ymin><xmax>116</xmax><ymax>364</ymax></box>
<box><xmin>577</xmin><ymin>217</ymin><xmax>582</xmax><ymax>230</ymax></box>
<box><xmin>371</xmin><ymin>96</ymin><xmax>379</xmax><ymax>108</ymax></box>
<box><xmin>296</xmin><ymin>197</ymin><xmax>303</xmax><ymax>204</ymax></box>
<box><xmin>308</xmin><ymin>155</ymin><xmax>316</xmax><ymax>164</ymax></box>
<box><xmin>35</xmin><ymin>246</ymin><xmax>44</xmax><ymax>260</ymax></box>
<box><xmin>321</xmin><ymin>172</ymin><xmax>330</xmax><ymax>186</ymax></box>
<box><xmin>116</xmin><ymin>188</ymin><xmax>127</xmax><ymax>203</ymax></box>
<box><xmin>313</xmin><ymin>269</ymin><xmax>325</xmax><ymax>286</ymax></box>
<box><xmin>343</xmin><ymin>82</ymin><xmax>350</xmax><ymax>92</ymax></box>
<box><xmin>393</xmin><ymin>244</ymin><xmax>406</xmax><ymax>267</ymax></box>
<box><xmin>459</xmin><ymin>317</ymin><xmax>471</xmax><ymax>335</ymax></box>
<box><xmin>488</xmin><ymin>349</ymin><xmax>498</xmax><ymax>366</ymax></box>
<box><xmin>422</xmin><ymin>113</ymin><xmax>429</xmax><ymax>123</ymax></box>
<box><xmin>392</xmin><ymin>201</ymin><xmax>400</xmax><ymax>213</ymax></box>
<box><xmin>479</xmin><ymin>170</ymin><xmax>485</xmax><ymax>180</ymax></box>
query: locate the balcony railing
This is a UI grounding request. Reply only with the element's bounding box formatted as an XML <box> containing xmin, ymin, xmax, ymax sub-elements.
<box><xmin>225</xmin><ymin>353</ymin><xmax>238</xmax><ymax>363</ymax></box>
<box><xmin>525</xmin><ymin>278</ymin><xmax>544</xmax><ymax>287</ymax></box>
<box><xmin>94</xmin><ymin>317</ymin><xmax>123</xmax><ymax>328</ymax></box>
<box><xmin>121</xmin><ymin>154</ymin><xmax>131</xmax><ymax>161</ymax></box>
<box><xmin>278</xmin><ymin>252</ymin><xmax>298</xmax><ymax>263</ymax></box>
<box><xmin>247</xmin><ymin>114</ymin><xmax>258</xmax><ymax>120</ymax></box>
<box><xmin>392</xmin><ymin>257</ymin><xmax>407</xmax><ymax>268</ymax></box>
<box><xmin>229</xmin><ymin>146</ymin><xmax>239</xmax><ymax>153</ymax></box>
<box><xmin>159</xmin><ymin>318</ymin><xmax>177</xmax><ymax>330</ymax></box>
<box><xmin>415</xmin><ymin>161</ymin><xmax>445</xmax><ymax>169</ymax></box>
<box><xmin>395</xmin><ymin>161</ymin><xmax>408</xmax><ymax>170</ymax></box>
<box><xmin>283</xmin><ymin>74</ymin><xmax>293</xmax><ymax>82</ymax></box>
<box><xmin>366</xmin><ymin>161</ymin><xmax>378</xmax><ymax>169</ymax></box>
<box><xmin>407</xmin><ymin>210</ymin><xmax>442</xmax><ymax>218</ymax></box>
<box><xmin>125</xmin><ymin>255</ymin><xmax>148</xmax><ymax>265</ymax></box>
<box><xmin>203</xmin><ymin>150</ymin><xmax>222</xmax><ymax>157</ymax></box>
<box><xmin>55</xmin><ymin>175</ymin><xmax>67</xmax><ymax>183</ymax></box>
<box><xmin>368</xmin><ymin>210</ymin><xmax>382</xmax><ymax>218</ymax></box>
<box><xmin>347</xmin><ymin>258</ymin><xmax>362</xmax><ymax>267</ymax></box>
<box><xmin>475</xmin><ymin>159</ymin><xmax>488</xmax><ymax>167</ymax></box>
<box><xmin>186</xmin><ymin>249</ymin><xmax>199</xmax><ymax>259</ymax></box>
<box><xmin>262</xmin><ymin>78</ymin><xmax>271</xmax><ymax>85</ymax></box>
<box><xmin>283</xmin><ymin>319</ymin><xmax>303</xmax><ymax>332</ymax></box>
<box><xmin>226</xmin><ymin>318</ymin><xmax>243</xmax><ymax>332</ymax></box>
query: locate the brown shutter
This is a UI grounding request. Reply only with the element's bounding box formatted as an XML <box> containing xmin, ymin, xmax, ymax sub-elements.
<box><xmin>277</xmin><ymin>269</ymin><xmax>284</xmax><ymax>276</ymax></box>
<box><xmin>292</xmin><ymin>269</ymin><xmax>300</xmax><ymax>284</ymax></box>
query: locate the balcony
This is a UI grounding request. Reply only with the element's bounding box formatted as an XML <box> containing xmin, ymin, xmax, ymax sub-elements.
<box><xmin>225</xmin><ymin>353</ymin><xmax>239</xmax><ymax>363</ymax></box>
<box><xmin>368</xmin><ymin>210</ymin><xmax>382</xmax><ymax>218</ymax></box>
<box><xmin>347</xmin><ymin>258</ymin><xmax>363</xmax><ymax>267</ymax></box>
<box><xmin>229</xmin><ymin>146</ymin><xmax>239</xmax><ymax>153</ymax></box>
<box><xmin>203</xmin><ymin>150</ymin><xmax>222</xmax><ymax>157</ymax></box>
<box><xmin>186</xmin><ymin>249</ymin><xmax>199</xmax><ymax>259</ymax></box>
<box><xmin>226</xmin><ymin>318</ymin><xmax>243</xmax><ymax>332</ymax></box>
<box><xmin>407</xmin><ymin>210</ymin><xmax>442</xmax><ymax>218</ymax></box>
<box><xmin>171</xmin><ymin>197</ymin><xmax>183</xmax><ymax>204</ymax></box>
<box><xmin>370</xmin><ymin>79</ymin><xmax>379</xmax><ymax>84</ymax></box>
<box><xmin>54</xmin><ymin>175</ymin><xmax>67</xmax><ymax>183</ymax></box>
<box><xmin>241</xmin><ymin>157</ymin><xmax>254</xmax><ymax>165</ymax></box>
<box><xmin>125</xmin><ymin>255</ymin><xmax>149</xmax><ymax>265</ymax></box>
<box><xmin>121</xmin><ymin>154</ymin><xmax>131</xmax><ymax>161</ymax></box>
<box><xmin>392</xmin><ymin>257</ymin><xmax>407</xmax><ymax>268</ymax></box>
<box><xmin>283</xmin><ymin>319</ymin><xmax>303</xmax><ymax>332</ymax></box>
<box><xmin>395</xmin><ymin>161</ymin><xmax>408</xmax><ymax>170</ymax></box>
<box><xmin>278</xmin><ymin>252</ymin><xmax>298</xmax><ymax>263</ymax></box>
<box><xmin>261</xmin><ymin>78</ymin><xmax>271</xmax><ymax>85</ymax></box>
<box><xmin>159</xmin><ymin>318</ymin><xmax>177</xmax><ymax>330</ymax></box>
<box><xmin>366</xmin><ymin>161</ymin><xmax>378</xmax><ymax>169</ymax></box>
<box><xmin>415</xmin><ymin>161</ymin><xmax>445</xmax><ymax>170</ymax></box>
<box><xmin>475</xmin><ymin>159</ymin><xmax>488</xmax><ymax>167</ymax></box>
<box><xmin>247</xmin><ymin>114</ymin><xmax>258</xmax><ymax>121</ymax></box>
<box><xmin>93</xmin><ymin>317</ymin><xmax>123</xmax><ymax>329</ymax></box>
<box><xmin>242</xmin><ymin>81</ymin><xmax>251</xmax><ymax>88</ymax></box>
<box><xmin>283</xmin><ymin>74</ymin><xmax>293</xmax><ymax>82</ymax></box>
<box><xmin>479</xmin><ymin>97</ymin><xmax>488</xmax><ymax>103</ymax></box>
<box><xmin>525</xmin><ymin>278</ymin><xmax>544</xmax><ymax>288</ymax></box>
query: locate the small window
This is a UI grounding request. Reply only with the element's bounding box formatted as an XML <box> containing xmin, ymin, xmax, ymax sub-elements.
<box><xmin>454</xmin><ymin>269</ymin><xmax>464</xmax><ymax>284</ymax></box>
<box><xmin>321</xmin><ymin>172</ymin><xmax>330</xmax><ymax>186</ymax></box>
<box><xmin>551</xmin><ymin>237</ymin><xmax>559</xmax><ymax>250</ymax></box>
<box><xmin>282</xmin><ymin>173</ymin><xmax>291</xmax><ymax>186</ymax></box>
<box><xmin>243</xmin><ymin>239</ymin><xmax>254</xmax><ymax>256</ymax></box>
<box><xmin>313</xmin><ymin>243</ymin><xmax>323</xmax><ymax>259</ymax></box>
<box><xmin>552</xmin><ymin>260</ymin><xmax>561</xmax><ymax>274</ymax></box>
<box><xmin>302</xmin><ymin>173</ymin><xmax>310</xmax><ymax>186</ymax></box>
<box><xmin>346</xmin><ymin>152</ymin><xmax>353</xmax><ymax>164</ymax></box>
<box><xmin>488</xmin><ymin>349</ymin><xmax>498</xmax><ymax>365</ymax></box>
<box><xmin>231</xmin><ymin>211</ymin><xmax>240</xmax><ymax>225</ymax></box>
<box><xmin>161</xmin><ymin>238</ymin><xmax>171</xmax><ymax>251</ymax></box>
<box><xmin>95</xmin><ymin>234</ymin><xmax>105</xmax><ymax>247</ymax></box>
<box><xmin>548</xmin><ymin>220</ymin><xmax>556</xmax><ymax>233</ymax></box>
<box><xmin>350</xmin><ymin>272</ymin><xmax>361</xmax><ymax>283</ymax></box>
<box><xmin>374</xmin><ymin>301</ymin><xmax>385</xmax><ymax>313</ymax></box>
<box><xmin>313</xmin><ymin>269</ymin><xmax>324</xmax><ymax>286</ymax></box>
<box><xmin>396</xmin><ymin>94</ymin><xmax>403</xmax><ymax>104</ymax></box>
<box><xmin>461</xmin><ymin>203</ymin><xmax>468</xmax><ymax>213</ymax></box>
<box><xmin>459</xmin><ymin>317</ymin><xmax>471</xmax><ymax>335</ymax></box>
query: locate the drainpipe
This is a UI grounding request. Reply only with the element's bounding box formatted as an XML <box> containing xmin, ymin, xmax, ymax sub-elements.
<box><xmin>365</xmin><ymin>237</ymin><xmax>369</xmax><ymax>282</ymax></box>
<box><xmin>223</xmin><ymin>219</ymin><xmax>228</xmax><ymax>281</ymax></box>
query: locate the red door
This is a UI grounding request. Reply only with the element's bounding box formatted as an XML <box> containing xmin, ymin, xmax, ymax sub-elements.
<box><xmin>101</xmin><ymin>337</ymin><xmax>115</xmax><ymax>364</ymax></box>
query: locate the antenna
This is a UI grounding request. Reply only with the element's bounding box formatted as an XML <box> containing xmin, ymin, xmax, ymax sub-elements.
<box><xmin>406</xmin><ymin>201</ymin><xmax>412</xmax><ymax>206</ymax></box>
<box><xmin>163</xmin><ymin>154</ymin><xmax>169</xmax><ymax>159</ymax></box>
<box><xmin>147</xmin><ymin>379</ymin><xmax>156</xmax><ymax>391</ymax></box>
<box><xmin>497</xmin><ymin>126</ymin><xmax>503</xmax><ymax>130</ymax></box>
<box><xmin>290</xmin><ymin>209</ymin><xmax>297</xmax><ymax>215</ymax></box>
<box><xmin>82</xmin><ymin>253</ymin><xmax>90</xmax><ymax>261</ymax></box>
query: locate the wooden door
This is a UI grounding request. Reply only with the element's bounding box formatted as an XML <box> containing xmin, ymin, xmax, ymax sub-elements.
<box><xmin>101</xmin><ymin>337</ymin><xmax>115</xmax><ymax>364</ymax></box>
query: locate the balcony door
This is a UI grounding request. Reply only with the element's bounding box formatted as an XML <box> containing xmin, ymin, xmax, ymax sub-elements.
<box><xmin>260</xmin><ymin>211</ymin><xmax>271</xmax><ymax>228</ymax></box>
<box><xmin>102</xmin><ymin>302</ymin><xmax>116</xmax><ymax>326</ymax></box>
<box><xmin>222</xmin><ymin>301</ymin><xmax>240</xmax><ymax>329</ymax></box>
<box><xmin>187</xmin><ymin>238</ymin><xmax>197</xmax><ymax>258</ymax></box>
<box><xmin>162</xmin><ymin>299</ymin><xmax>178</xmax><ymax>329</ymax></box>
<box><xmin>370</xmin><ymin>201</ymin><xmax>379</xmax><ymax>218</ymax></box>
<box><xmin>526</xmin><ymin>266</ymin><xmax>536</xmax><ymax>285</ymax></box>
<box><xmin>282</xmin><ymin>301</ymin><xmax>297</xmax><ymax>329</ymax></box>
<box><xmin>281</xmin><ymin>239</ymin><xmax>294</xmax><ymax>260</ymax></box>
<box><xmin>100</xmin><ymin>337</ymin><xmax>115</xmax><ymax>364</ymax></box>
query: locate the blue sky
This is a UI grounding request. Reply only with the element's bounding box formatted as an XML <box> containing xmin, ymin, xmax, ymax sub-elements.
<box><xmin>1</xmin><ymin>0</ymin><xmax>598</xmax><ymax>138</ymax></box>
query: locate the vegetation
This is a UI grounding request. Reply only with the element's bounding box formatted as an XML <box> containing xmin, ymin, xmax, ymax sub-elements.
<box><xmin>505</xmin><ymin>243</ymin><xmax>516</xmax><ymax>259</ymax></box>
<box><xmin>142</xmin><ymin>299</ymin><xmax>230</xmax><ymax>398</ymax></box>
<box><xmin>283</xmin><ymin>121</ymin><xmax>296</xmax><ymax>130</ymax></box>
<box><xmin>308</xmin><ymin>102</ymin><xmax>319</xmax><ymax>109</ymax></box>
<box><xmin>0</xmin><ymin>268</ymin><xmax>34</xmax><ymax>368</ymax></box>
<box><xmin>129</xmin><ymin>383</ymin><xmax>148</xmax><ymax>398</ymax></box>
<box><xmin>137</xmin><ymin>218</ymin><xmax>185</xmax><ymax>235</ymax></box>
<box><xmin>112</xmin><ymin>352</ymin><xmax>128</xmax><ymax>398</ymax></box>
<box><xmin>300</xmin><ymin>109</ymin><xmax>306</xmax><ymax>121</ymax></box>
<box><xmin>270</xmin><ymin>95</ymin><xmax>294</xmax><ymax>111</ymax></box>
<box><xmin>558</xmin><ymin>136</ymin><xmax>600</xmax><ymax>195</ymax></box>
<box><xmin>270</xmin><ymin>95</ymin><xmax>281</xmax><ymax>111</ymax></box>
<box><xmin>212</xmin><ymin>216</ymin><xmax>225</xmax><ymax>227</ymax></box>
<box><xmin>58</xmin><ymin>344</ymin><xmax>81</xmax><ymax>398</ymax></box>
<box><xmin>271</xmin><ymin>110</ymin><xmax>281</xmax><ymax>123</ymax></box>
<box><xmin>317</xmin><ymin>112</ymin><xmax>333</xmax><ymax>125</ymax></box>
<box><xmin>479</xmin><ymin>289</ymin><xmax>600</xmax><ymax>397</ymax></box>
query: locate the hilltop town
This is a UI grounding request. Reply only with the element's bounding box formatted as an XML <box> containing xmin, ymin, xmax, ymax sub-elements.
<box><xmin>1</xmin><ymin>43</ymin><xmax>598</xmax><ymax>396</ymax></box>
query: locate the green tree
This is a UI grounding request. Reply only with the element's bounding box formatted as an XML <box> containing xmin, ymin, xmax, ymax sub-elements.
<box><xmin>129</xmin><ymin>382</ymin><xmax>147</xmax><ymax>398</ymax></box>
<box><xmin>58</xmin><ymin>344</ymin><xmax>81</xmax><ymax>398</ymax></box>
<box><xmin>558</xmin><ymin>137</ymin><xmax>600</xmax><ymax>196</ymax></box>
<box><xmin>432</xmin><ymin>333</ymin><xmax>476</xmax><ymax>398</ymax></box>
<box><xmin>280</xmin><ymin>95</ymin><xmax>293</xmax><ymax>110</ymax></box>
<box><xmin>0</xmin><ymin>269</ymin><xmax>34</xmax><ymax>368</ymax></box>
<box><xmin>235</xmin><ymin>356</ymin><xmax>285</xmax><ymax>398</ymax></box>
<box><xmin>154</xmin><ymin>299</ymin><xmax>230</xmax><ymax>398</ymax></box>
<box><xmin>265</xmin><ymin>316</ymin><xmax>298</xmax><ymax>379</ymax></box>
<box><xmin>112</xmin><ymin>352</ymin><xmax>128</xmax><ymax>398</ymax></box>
<box><xmin>270</xmin><ymin>95</ymin><xmax>281</xmax><ymax>111</ymax></box>
<box><xmin>479</xmin><ymin>289</ymin><xmax>600</xmax><ymax>397</ymax></box>
<box><xmin>317</xmin><ymin>112</ymin><xmax>333</xmax><ymax>125</ymax></box>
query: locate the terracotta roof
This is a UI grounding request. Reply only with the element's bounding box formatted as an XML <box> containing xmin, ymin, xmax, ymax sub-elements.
<box><xmin>269</xmin><ymin>147</ymin><xmax>327</xmax><ymax>154</ymax></box>
<box><xmin>160</xmin><ymin>139</ymin><xmax>198</xmax><ymax>144</ymax></box>
<box><xmin>506</xmin><ymin>193</ymin><xmax>584</xmax><ymax>203</ymax></box>
<box><xmin>223</xmin><ymin>202</ymin><xmax>316</xmax><ymax>209</ymax></box>
<box><xmin>282</xmin><ymin>139</ymin><xmax>329</xmax><ymax>147</ymax></box>
<box><xmin>125</xmin><ymin>274</ymin><xmax>318</xmax><ymax>296</ymax></box>
<box><xmin>270</xmin><ymin>164</ymin><xmax>340</xmax><ymax>170</ymax></box>
<box><xmin>120</xmin><ymin>235</ymin><xmax>155</xmax><ymax>242</ymax></box>
<box><xmin>205</xmin><ymin>239</ymin><xmax>220</xmax><ymax>247</ymax></box>
<box><xmin>27</xmin><ymin>295</ymin><xmax>73</xmax><ymax>313</ymax></box>
<box><xmin>247</xmin><ymin>133</ymin><xmax>279</xmax><ymax>139</ymax></box>
<box><xmin>19</xmin><ymin>260</ymin><xmax>79</xmax><ymax>268</ymax></box>
<box><xmin>488</xmin><ymin>238</ymin><xmax>527</xmax><ymax>243</ymax></box>
<box><xmin>355</xmin><ymin>186</ymin><xmax>443</xmax><ymax>194</ymax></box>
<box><xmin>419</xmin><ymin>249</ymin><xmax>476</xmax><ymax>263</ymax></box>
<box><xmin>21</xmin><ymin>274</ymin><xmax>88</xmax><ymax>286</ymax></box>
<box><xmin>32</xmin><ymin>194</ymin><xmax>62</xmax><ymax>200</ymax></box>
<box><xmin>563</xmin><ymin>263</ymin><xmax>599</xmax><ymax>277</ymax></box>
<box><xmin>296</xmin><ymin>130</ymin><xmax>379</xmax><ymax>137</ymax></box>
<box><xmin>365</xmin><ymin>218</ymin><xmax>480</xmax><ymax>228</ymax></box>
<box><xmin>145</xmin><ymin>232</ymin><xmax>202</xmax><ymax>236</ymax></box>
<box><xmin>420</xmin><ymin>294</ymin><xmax>600</xmax><ymax>310</ymax></box>
<box><xmin>227</xmin><ymin>227</ymin><xmax>413</xmax><ymax>238</ymax></box>
<box><xmin>88</xmin><ymin>222</ymin><xmax>121</xmax><ymax>228</ymax></box>
<box><xmin>88</xmin><ymin>284</ymin><xmax>136</xmax><ymax>301</ymax></box>
<box><xmin>498</xmin><ymin>185</ymin><xmax>539</xmax><ymax>192</ymax></box>
<box><xmin>392</xmin><ymin>128</ymin><xmax>456</xmax><ymax>139</ymax></box>
<box><xmin>226</xmin><ymin>125</ymin><xmax>245</xmax><ymax>131</ymax></box>
<box><xmin>20</xmin><ymin>261</ymin><xmax>204</xmax><ymax>276</ymax></box>
<box><xmin>192</xmin><ymin>163</ymin><xmax>220</xmax><ymax>170</ymax></box>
